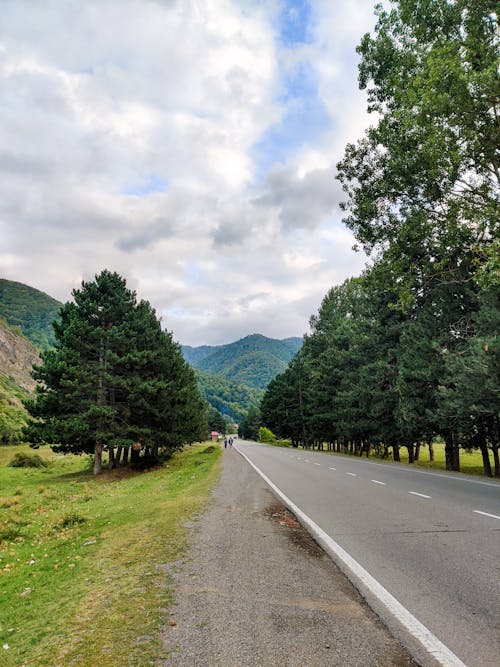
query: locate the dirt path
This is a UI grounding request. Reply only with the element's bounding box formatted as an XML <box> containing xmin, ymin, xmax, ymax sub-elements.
<box><xmin>159</xmin><ymin>446</ymin><xmax>416</xmax><ymax>666</ymax></box>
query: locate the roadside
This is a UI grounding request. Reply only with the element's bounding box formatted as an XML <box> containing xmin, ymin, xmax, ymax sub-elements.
<box><xmin>159</xmin><ymin>446</ymin><xmax>416</xmax><ymax>666</ymax></box>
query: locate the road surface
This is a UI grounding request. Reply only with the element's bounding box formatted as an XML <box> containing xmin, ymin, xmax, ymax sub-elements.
<box><xmin>160</xmin><ymin>446</ymin><xmax>415</xmax><ymax>666</ymax></box>
<box><xmin>234</xmin><ymin>440</ymin><xmax>500</xmax><ymax>667</ymax></box>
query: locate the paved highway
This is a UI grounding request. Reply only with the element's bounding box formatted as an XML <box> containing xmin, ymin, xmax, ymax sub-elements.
<box><xmin>234</xmin><ymin>440</ymin><xmax>500</xmax><ymax>667</ymax></box>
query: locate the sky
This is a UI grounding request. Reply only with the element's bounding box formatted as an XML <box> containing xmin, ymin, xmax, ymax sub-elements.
<box><xmin>0</xmin><ymin>0</ymin><xmax>379</xmax><ymax>346</ymax></box>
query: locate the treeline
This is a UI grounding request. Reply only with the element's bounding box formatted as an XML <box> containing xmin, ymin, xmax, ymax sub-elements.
<box><xmin>261</xmin><ymin>1</ymin><xmax>499</xmax><ymax>477</ymax></box>
<box><xmin>25</xmin><ymin>271</ymin><xmax>207</xmax><ymax>474</ymax></box>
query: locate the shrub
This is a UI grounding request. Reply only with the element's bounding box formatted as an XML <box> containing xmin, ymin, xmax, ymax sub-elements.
<box><xmin>258</xmin><ymin>427</ymin><xmax>276</xmax><ymax>444</ymax></box>
<box><xmin>8</xmin><ymin>452</ymin><xmax>48</xmax><ymax>468</ymax></box>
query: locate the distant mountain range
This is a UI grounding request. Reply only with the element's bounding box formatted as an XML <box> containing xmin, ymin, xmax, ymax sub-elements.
<box><xmin>0</xmin><ymin>278</ymin><xmax>302</xmax><ymax>425</ymax></box>
<box><xmin>182</xmin><ymin>334</ymin><xmax>302</xmax><ymax>390</ymax></box>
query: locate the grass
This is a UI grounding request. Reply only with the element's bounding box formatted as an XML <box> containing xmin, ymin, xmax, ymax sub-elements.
<box><xmin>0</xmin><ymin>442</ymin><xmax>221</xmax><ymax>666</ymax></box>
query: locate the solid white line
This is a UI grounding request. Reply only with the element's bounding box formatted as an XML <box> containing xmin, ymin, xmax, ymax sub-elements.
<box><xmin>371</xmin><ymin>480</ymin><xmax>386</xmax><ymax>485</ymax></box>
<box><xmin>234</xmin><ymin>445</ymin><xmax>466</xmax><ymax>667</ymax></box>
<box><xmin>346</xmin><ymin>472</ymin><xmax>357</xmax><ymax>477</ymax></box>
<box><xmin>473</xmin><ymin>510</ymin><xmax>500</xmax><ymax>521</ymax></box>
<box><xmin>409</xmin><ymin>491</ymin><xmax>432</xmax><ymax>499</ymax></box>
<box><xmin>328</xmin><ymin>467</ymin><xmax>336</xmax><ymax>471</ymax></box>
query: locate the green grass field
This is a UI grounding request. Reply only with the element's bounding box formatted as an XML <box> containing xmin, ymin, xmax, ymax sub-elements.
<box><xmin>0</xmin><ymin>443</ymin><xmax>221</xmax><ymax>666</ymax></box>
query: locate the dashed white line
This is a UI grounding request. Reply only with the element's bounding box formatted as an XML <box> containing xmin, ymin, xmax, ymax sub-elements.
<box><xmin>371</xmin><ymin>480</ymin><xmax>386</xmax><ymax>485</ymax></box>
<box><xmin>473</xmin><ymin>510</ymin><xmax>500</xmax><ymax>521</ymax></box>
<box><xmin>235</xmin><ymin>444</ymin><xmax>467</xmax><ymax>667</ymax></box>
<box><xmin>314</xmin><ymin>462</ymin><xmax>321</xmax><ymax>466</ymax></box>
<box><xmin>328</xmin><ymin>467</ymin><xmax>336</xmax><ymax>471</ymax></box>
<box><xmin>346</xmin><ymin>472</ymin><xmax>357</xmax><ymax>477</ymax></box>
<box><xmin>409</xmin><ymin>491</ymin><xmax>432</xmax><ymax>499</ymax></box>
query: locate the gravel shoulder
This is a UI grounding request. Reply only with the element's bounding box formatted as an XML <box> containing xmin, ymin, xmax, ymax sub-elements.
<box><xmin>159</xmin><ymin>446</ymin><xmax>417</xmax><ymax>666</ymax></box>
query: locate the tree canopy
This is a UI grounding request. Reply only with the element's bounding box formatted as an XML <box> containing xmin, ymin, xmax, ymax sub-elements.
<box><xmin>260</xmin><ymin>0</ymin><xmax>499</xmax><ymax>476</ymax></box>
<box><xmin>25</xmin><ymin>270</ymin><xmax>206</xmax><ymax>473</ymax></box>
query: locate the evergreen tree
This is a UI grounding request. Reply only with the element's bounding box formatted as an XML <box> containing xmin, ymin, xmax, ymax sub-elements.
<box><xmin>25</xmin><ymin>270</ymin><xmax>205</xmax><ymax>473</ymax></box>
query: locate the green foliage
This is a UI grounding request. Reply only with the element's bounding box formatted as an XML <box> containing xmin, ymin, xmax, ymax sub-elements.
<box><xmin>8</xmin><ymin>452</ymin><xmax>48</xmax><ymax>468</ymax></box>
<box><xmin>0</xmin><ymin>375</ymin><xmax>29</xmax><ymax>444</ymax></box>
<box><xmin>238</xmin><ymin>405</ymin><xmax>261</xmax><ymax>440</ymax></box>
<box><xmin>0</xmin><ymin>279</ymin><xmax>62</xmax><ymax>349</ymax></box>
<box><xmin>197</xmin><ymin>370</ymin><xmax>263</xmax><ymax>422</ymax></box>
<box><xmin>206</xmin><ymin>405</ymin><xmax>227</xmax><ymax>434</ymax></box>
<box><xmin>24</xmin><ymin>270</ymin><xmax>207</xmax><ymax>473</ymax></box>
<box><xmin>183</xmin><ymin>334</ymin><xmax>302</xmax><ymax>389</ymax></box>
<box><xmin>258</xmin><ymin>426</ymin><xmax>276</xmax><ymax>444</ymax></box>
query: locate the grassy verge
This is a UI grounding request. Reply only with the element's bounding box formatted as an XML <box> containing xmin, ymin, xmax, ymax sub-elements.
<box><xmin>0</xmin><ymin>442</ymin><xmax>221</xmax><ymax>666</ymax></box>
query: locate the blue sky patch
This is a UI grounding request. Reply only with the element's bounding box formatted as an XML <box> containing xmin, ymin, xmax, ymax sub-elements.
<box><xmin>253</xmin><ymin>62</ymin><xmax>331</xmax><ymax>180</ymax></box>
<box><xmin>279</xmin><ymin>0</ymin><xmax>312</xmax><ymax>46</ymax></box>
<box><xmin>121</xmin><ymin>174</ymin><xmax>168</xmax><ymax>196</ymax></box>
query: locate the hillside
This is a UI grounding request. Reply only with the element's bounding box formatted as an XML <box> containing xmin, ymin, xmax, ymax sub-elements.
<box><xmin>195</xmin><ymin>370</ymin><xmax>264</xmax><ymax>422</ymax></box>
<box><xmin>0</xmin><ymin>278</ymin><xmax>62</xmax><ymax>349</ymax></box>
<box><xmin>183</xmin><ymin>334</ymin><xmax>302</xmax><ymax>390</ymax></box>
<box><xmin>0</xmin><ymin>318</ymin><xmax>40</xmax><ymax>443</ymax></box>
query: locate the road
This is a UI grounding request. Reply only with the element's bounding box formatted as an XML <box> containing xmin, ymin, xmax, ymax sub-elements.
<box><xmin>234</xmin><ymin>440</ymin><xmax>500</xmax><ymax>667</ymax></box>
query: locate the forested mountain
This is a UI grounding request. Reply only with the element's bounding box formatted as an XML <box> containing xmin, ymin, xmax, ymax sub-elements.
<box><xmin>183</xmin><ymin>334</ymin><xmax>302</xmax><ymax>389</ymax></box>
<box><xmin>195</xmin><ymin>370</ymin><xmax>264</xmax><ymax>423</ymax></box>
<box><xmin>0</xmin><ymin>279</ymin><xmax>62</xmax><ymax>349</ymax></box>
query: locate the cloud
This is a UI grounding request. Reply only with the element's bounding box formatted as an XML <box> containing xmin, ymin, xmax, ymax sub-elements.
<box><xmin>0</xmin><ymin>0</ymin><xmax>375</xmax><ymax>345</ymax></box>
<box><xmin>254</xmin><ymin>163</ymin><xmax>342</xmax><ymax>230</ymax></box>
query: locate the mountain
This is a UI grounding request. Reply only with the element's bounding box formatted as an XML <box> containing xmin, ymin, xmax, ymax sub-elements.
<box><xmin>182</xmin><ymin>334</ymin><xmax>302</xmax><ymax>390</ymax></box>
<box><xmin>0</xmin><ymin>318</ymin><xmax>41</xmax><ymax>443</ymax></box>
<box><xmin>195</xmin><ymin>370</ymin><xmax>264</xmax><ymax>423</ymax></box>
<box><xmin>0</xmin><ymin>279</ymin><xmax>62</xmax><ymax>349</ymax></box>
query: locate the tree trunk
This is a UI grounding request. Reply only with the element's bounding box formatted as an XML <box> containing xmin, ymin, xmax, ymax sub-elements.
<box><xmin>115</xmin><ymin>446</ymin><xmax>122</xmax><ymax>466</ymax></box>
<box><xmin>492</xmin><ymin>445</ymin><xmax>499</xmax><ymax>478</ymax></box>
<box><xmin>479</xmin><ymin>443</ymin><xmax>492</xmax><ymax>477</ymax></box>
<box><xmin>451</xmin><ymin>432</ymin><xmax>460</xmax><ymax>471</ymax></box>
<box><xmin>414</xmin><ymin>443</ymin><xmax>421</xmax><ymax>461</ymax></box>
<box><xmin>123</xmin><ymin>446</ymin><xmax>129</xmax><ymax>465</ymax></box>
<box><xmin>428</xmin><ymin>440</ymin><xmax>434</xmax><ymax>462</ymax></box>
<box><xmin>407</xmin><ymin>443</ymin><xmax>415</xmax><ymax>464</ymax></box>
<box><xmin>393</xmin><ymin>444</ymin><xmax>400</xmax><ymax>462</ymax></box>
<box><xmin>444</xmin><ymin>434</ymin><xmax>454</xmax><ymax>470</ymax></box>
<box><xmin>93</xmin><ymin>442</ymin><xmax>103</xmax><ymax>475</ymax></box>
<box><xmin>108</xmin><ymin>446</ymin><xmax>116</xmax><ymax>469</ymax></box>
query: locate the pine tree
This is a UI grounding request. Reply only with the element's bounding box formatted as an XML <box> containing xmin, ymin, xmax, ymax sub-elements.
<box><xmin>25</xmin><ymin>270</ymin><xmax>206</xmax><ymax>473</ymax></box>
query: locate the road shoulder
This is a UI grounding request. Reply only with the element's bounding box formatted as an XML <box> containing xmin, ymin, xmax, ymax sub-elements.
<box><xmin>159</xmin><ymin>446</ymin><xmax>416</xmax><ymax>666</ymax></box>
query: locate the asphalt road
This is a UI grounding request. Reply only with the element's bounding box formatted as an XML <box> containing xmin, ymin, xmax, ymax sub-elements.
<box><xmin>234</xmin><ymin>440</ymin><xmax>500</xmax><ymax>667</ymax></box>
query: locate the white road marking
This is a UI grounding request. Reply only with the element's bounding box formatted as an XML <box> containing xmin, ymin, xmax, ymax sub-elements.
<box><xmin>314</xmin><ymin>462</ymin><xmax>321</xmax><ymax>466</ymax></box>
<box><xmin>409</xmin><ymin>491</ymin><xmax>432</xmax><ymax>499</ymax></box>
<box><xmin>346</xmin><ymin>472</ymin><xmax>357</xmax><ymax>477</ymax></box>
<box><xmin>303</xmin><ymin>454</ymin><xmax>499</xmax><ymax>488</ymax></box>
<box><xmin>328</xmin><ymin>467</ymin><xmax>336</xmax><ymax>471</ymax></box>
<box><xmin>473</xmin><ymin>510</ymin><xmax>500</xmax><ymax>521</ymax></box>
<box><xmin>235</xmin><ymin>444</ymin><xmax>467</xmax><ymax>667</ymax></box>
<box><xmin>371</xmin><ymin>480</ymin><xmax>386</xmax><ymax>485</ymax></box>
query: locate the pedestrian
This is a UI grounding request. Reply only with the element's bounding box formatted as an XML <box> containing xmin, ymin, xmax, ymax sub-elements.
<box><xmin>224</xmin><ymin>438</ymin><xmax>227</xmax><ymax>449</ymax></box>
<box><xmin>229</xmin><ymin>437</ymin><xmax>233</xmax><ymax>447</ymax></box>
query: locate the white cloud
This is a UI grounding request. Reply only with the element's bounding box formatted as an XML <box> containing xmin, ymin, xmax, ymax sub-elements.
<box><xmin>0</xmin><ymin>0</ymin><xmax>376</xmax><ymax>345</ymax></box>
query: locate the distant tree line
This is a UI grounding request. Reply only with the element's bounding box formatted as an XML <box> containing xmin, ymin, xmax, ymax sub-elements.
<box><xmin>25</xmin><ymin>271</ymin><xmax>207</xmax><ymax>474</ymax></box>
<box><xmin>261</xmin><ymin>1</ymin><xmax>499</xmax><ymax>476</ymax></box>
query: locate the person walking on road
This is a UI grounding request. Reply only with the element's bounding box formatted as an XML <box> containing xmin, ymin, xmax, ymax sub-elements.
<box><xmin>224</xmin><ymin>438</ymin><xmax>227</xmax><ymax>449</ymax></box>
